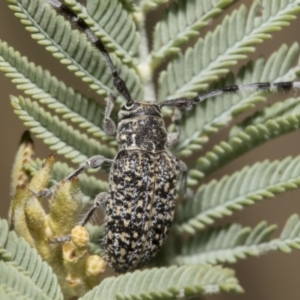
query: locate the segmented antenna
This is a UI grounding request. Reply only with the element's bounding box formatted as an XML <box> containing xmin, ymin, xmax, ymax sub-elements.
<box><xmin>159</xmin><ymin>82</ymin><xmax>299</xmax><ymax>109</ymax></box>
<box><xmin>46</xmin><ymin>0</ymin><xmax>134</xmax><ymax>105</ymax></box>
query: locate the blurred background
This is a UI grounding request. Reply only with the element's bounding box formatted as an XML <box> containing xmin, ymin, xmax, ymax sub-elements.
<box><xmin>0</xmin><ymin>0</ymin><xmax>300</xmax><ymax>299</ymax></box>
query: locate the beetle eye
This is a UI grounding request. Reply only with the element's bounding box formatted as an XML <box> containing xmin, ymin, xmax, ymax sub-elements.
<box><xmin>122</xmin><ymin>102</ymin><xmax>135</xmax><ymax>110</ymax></box>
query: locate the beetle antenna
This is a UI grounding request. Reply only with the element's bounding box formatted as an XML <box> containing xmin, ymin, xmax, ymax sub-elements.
<box><xmin>159</xmin><ymin>82</ymin><xmax>298</xmax><ymax>109</ymax></box>
<box><xmin>46</xmin><ymin>0</ymin><xmax>133</xmax><ymax>104</ymax></box>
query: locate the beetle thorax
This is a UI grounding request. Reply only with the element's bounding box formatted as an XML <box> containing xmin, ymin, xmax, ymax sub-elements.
<box><xmin>117</xmin><ymin>102</ymin><xmax>168</xmax><ymax>152</ymax></box>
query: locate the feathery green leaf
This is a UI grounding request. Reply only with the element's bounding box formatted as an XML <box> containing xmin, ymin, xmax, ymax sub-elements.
<box><xmin>0</xmin><ymin>286</ymin><xmax>24</xmax><ymax>300</ymax></box>
<box><xmin>230</xmin><ymin>92</ymin><xmax>300</xmax><ymax>137</ymax></box>
<box><xmin>175</xmin><ymin>214</ymin><xmax>300</xmax><ymax>265</ymax></box>
<box><xmin>152</xmin><ymin>0</ymin><xmax>235</xmax><ymax>66</ymax></box>
<box><xmin>8</xmin><ymin>0</ymin><xmax>143</xmax><ymax>99</ymax></box>
<box><xmin>0</xmin><ymin>39</ymin><xmax>116</xmax><ymax>143</ymax></box>
<box><xmin>80</xmin><ymin>264</ymin><xmax>243</xmax><ymax>300</ymax></box>
<box><xmin>11</xmin><ymin>95</ymin><xmax>116</xmax><ymax>164</ymax></box>
<box><xmin>64</xmin><ymin>0</ymin><xmax>140</xmax><ymax>65</ymax></box>
<box><xmin>174</xmin><ymin>42</ymin><xmax>300</xmax><ymax>157</ymax></box>
<box><xmin>159</xmin><ymin>0</ymin><xmax>300</xmax><ymax>100</ymax></box>
<box><xmin>177</xmin><ymin>156</ymin><xmax>300</xmax><ymax>234</ymax></box>
<box><xmin>193</xmin><ymin>97</ymin><xmax>300</xmax><ymax>178</ymax></box>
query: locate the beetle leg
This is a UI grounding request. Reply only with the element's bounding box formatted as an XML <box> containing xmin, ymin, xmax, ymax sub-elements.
<box><xmin>78</xmin><ymin>192</ymin><xmax>110</xmax><ymax>226</ymax></box>
<box><xmin>33</xmin><ymin>155</ymin><xmax>113</xmax><ymax>198</ymax></box>
<box><xmin>66</xmin><ymin>155</ymin><xmax>114</xmax><ymax>181</ymax></box>
<box><xmin>50</xmin><ymin>192</ymin><xmax>110</xmax><ymax>243</ymax></box>
<box><xmin>103</xmin><ymin>94</ymin><xmax>117</xmax><ymax>136</ymax></box>
<box><xmin>167</xmin><ymin>108</ymin><xmax>181</xmax><ymax>146</ymax></box>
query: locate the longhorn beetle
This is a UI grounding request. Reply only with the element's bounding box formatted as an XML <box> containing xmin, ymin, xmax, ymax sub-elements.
<box><xmin>43</xmin><ymin>0</ymin><xmax>300</xmax><ymax>273</ymax></box>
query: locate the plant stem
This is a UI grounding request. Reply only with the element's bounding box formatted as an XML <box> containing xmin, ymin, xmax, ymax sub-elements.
<box><xmin>135</xmin><ymin>9</ymin><xmax>156</xmax><ymax>101</ymax></box>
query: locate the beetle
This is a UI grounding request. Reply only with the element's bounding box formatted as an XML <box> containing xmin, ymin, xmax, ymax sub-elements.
<box><xmin>44</xmin><ymin>0</ymin><xmax>299</xmax><ymax>273</ymax></box>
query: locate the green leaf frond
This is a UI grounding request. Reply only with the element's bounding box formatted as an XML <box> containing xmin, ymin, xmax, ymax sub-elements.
<box><xmin>0</xmin><ymin>39</ymin><xmax>115</xmax><ymax>143</ymax></box>
<box><xmin>174</xmin><ymin>214</ymin><xmax>300</xmax><ymax>265</ymax></box>
<box><xmin>0</xmin><ymin>261</ymin><xmax>50</xmax><ymax>300</ymax></box>
<box><xmin>177</xmin><ymin>156</ymin><xmax>300</xmax><ymax>235</ymax></box>
<box><xmin>0</xmin><ymin>218</ymin><xmax>63</xmax><ymax>300</ymax></box>
<box><xmin>11</xmin><ymin>95</ymin><xmax>116</xmax><ymax>164</ymax></box>
<box><xmin>174</xmin><ymin>42</ymin><xmax>300</xmax><ymax>157</ymax></box>
<box><xmin>64</xmin><ymin>0</ymin><xmax>140</xmax><ymax>66</ymax></box>
<box><xmin>7</xmin><ymin>0</ymin><xmax>143</xmax><ymax>99</ymax></box>
<box><xmin>27</xmin><ymin>158</ymin><xmax>109</xmax><ymax>205</ymax></box>
<box><xmin>158</xmin><ymin>0</ymin><xmax>300</xmax><ymax>100</ymax></box>
<box><xmin>152</xmin><ymin>0</ymin><xmax>235</xmax><ymax>67</ymax></box>
<box><xmin>80</xmin><ymin>265</ymin><xmax>243</xmax><ymax>300</ymax></box>
<box><xmin>230</xmin><ymin>93</ymin><xmax>300</xmax><ymax>137</ymax></box>
<box><xmin>193</xmin><ymin>96</ymin><xmax>300</xmax><ymax>178</ymax></box>
<box><xmin>0</xmin><ymin>285</ymin><xmax>19</xmax><ymax>300</ymax></box>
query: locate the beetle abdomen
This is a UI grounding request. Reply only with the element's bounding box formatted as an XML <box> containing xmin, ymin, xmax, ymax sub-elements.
<box><xmin>105</xmin><ymin>149</ymin><xmax>179</xmax><ymax>273</ymax></box>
